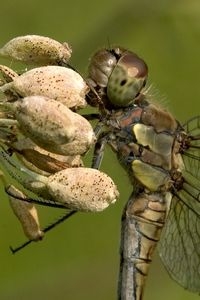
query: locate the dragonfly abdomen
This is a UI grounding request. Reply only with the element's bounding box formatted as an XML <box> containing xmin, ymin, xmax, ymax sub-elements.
<box><xmin>118</xmin><ymin>190</ymin><xmax>172</xmax><ymax>300</ymax></box>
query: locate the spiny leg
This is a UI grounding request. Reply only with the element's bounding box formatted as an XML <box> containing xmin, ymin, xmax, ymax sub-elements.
<box><xmin>10</xmin><ymin>210</ymin><xmax>77</xmax><ymax>254</ymax></box>
<box><xmin>92</xmin><ymin>134</ymin><xmax>109</xmax><ymax>169</ymax></box>
<box><xmin>5</xmin><ymin>186</ymin><xmax>68</xmax><ymax>209</ymax></box>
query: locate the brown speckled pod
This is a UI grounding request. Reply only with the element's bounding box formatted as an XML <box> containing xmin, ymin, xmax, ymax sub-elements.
<box><xmin>13</xmin><ymin>96</ymin><xmax>95</xmax><ymax>155</ymax></box>
<box><xmin>11</xmin><ymin>137</ymin><xmax>83</xmax><ymax>175</ymax></box>
<box><xmin>0</xmin><ymin>35</ymin><xmax>72</xmax><ymax>65</ymax></box>
<box><xmin>1</xmin><ymin>148</ymin><xmax>118</xmax><ymax>212</ymax></box>
<box><xmin>8</xmin><ymin>185</ymin><xmax>44</xmax><ymax>241</ymax></box>
<box><xmin>0</xmin><ymin>64</ymin><xmax>18</xmax><ymax>83</ymax></box>
<box><xmin>0</xmin><ymin>65</ymin><xmax>88</xmax><ymax>109</ymax></box>
<box><xmin>46</xmin><ymin>168</ymin><xmax>119</xmax><ymax>212</ymax></box>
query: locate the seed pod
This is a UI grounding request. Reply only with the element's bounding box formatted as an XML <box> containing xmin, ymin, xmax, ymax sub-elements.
<box><xmin>0</xmin><ymin>66</ymin><xmax>88</xmax><ymax>109</ymax></box>
<box><xmin>7</xmin><ymin>185</ymin><xmax>44</xmax><ymax>241</ymax></box>
<box><xmin>12</xmin><ymin>137</ymin><xmax>83</xmax><ymax>165</ymax></box>
<box><xmin>0</xmin><ymin>35</ymin><xmax>72</xmax><ymax>65</ymax></box>
<box><xmin>0</xmin><ymin>65</ymin><xmax>19</xmax><ymax>101</ymax></box>
<box><xmin>11</xmin><ymin>137</ymin><xmax>83</xmax><ymax>174</ymax></box>
<box><xmin>46</xmin><ymin>168</ymin><xmax>119</xmax><ymax>212</ymax></box>
<box><xmin>0</xmin><ymin>64</ymin><xmax>18</xmax><ymax>83</ymax></box>
<box><xmin>0</xmin><ymin>151</ymin><xmax>119</xmax><ymax>212</ymax></box>
<box><xmin>12</xmin><ymin>96</ymin><xmax>95</xmax><ymax>155</ymax></box>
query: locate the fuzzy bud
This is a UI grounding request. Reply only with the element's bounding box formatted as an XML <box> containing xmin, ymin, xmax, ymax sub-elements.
<box><xmin>8</xmin><ymin>185</ymin><xmax>44</xmax><ymax>241</ymax></box>
<box><xmin>0</xmin><ymin>35</ymin><xmax>72</xmax><ymax>65</ymax></box>
<box><xmin>47</xmin><ymin>168</ymin><xmax>119</xmax><ymax>212</ymax></box>
<box><xmin>13</xmin><ymin>96</ymin><xmax>95</xmax><ymax>155</ymax></box>
<box><xmin>0</xmin><ymin>66</ymin><xmax>88</xmax><ymax>109</ymax></box>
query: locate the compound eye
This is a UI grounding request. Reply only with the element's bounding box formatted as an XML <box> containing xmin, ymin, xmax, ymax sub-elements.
<box><xmin>107</xmin><ymin>51</ymin><xmax>148</xmax><ymax>107</ymax></box>
<box><xmin>88</xmin><ymin>49</ymin><xmax>117</xmax><ymax>87</ymax></box>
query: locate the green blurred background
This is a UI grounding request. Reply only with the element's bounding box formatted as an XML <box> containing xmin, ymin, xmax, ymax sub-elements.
<box><xmin>0</xmin><ymin>0</ymin><xmax>200</xmax><ymax>299</ymax></box>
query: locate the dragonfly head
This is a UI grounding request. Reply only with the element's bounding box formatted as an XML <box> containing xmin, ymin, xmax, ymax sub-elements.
<box><xmin>87</xmin><ymin>47</ymin><xmax>148</xmax><ymax>109</ymax></box>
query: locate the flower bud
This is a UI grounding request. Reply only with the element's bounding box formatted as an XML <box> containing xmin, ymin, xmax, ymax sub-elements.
<box><xmin>0</xmin><ymin>64</ymin><xmax>18</xmax><ymax>83</ymax></box>
<box><xmin>7</xmin><ymin>185</ymin><xmax>44</xmax><ymax>241</ymax></box>
<box><xmin>12</xmin><ymin>96</ymin><xmax>95</xmax><ymax>155</ymax></box>
<box><xmin>11</xmin><ymin>137</ymin><xmax>83</xmax><ymax>174</ymax></box>
<box><xmin>0</xmin><ymin>65</ymin><xmax>88</xmax><ymax>109</ymax></box>
<box><xmin>0</xmin><ymin>150</ymin><xmax>119</xmax><ymax>212</ymax></box>
<box><xmin>0</xmin><ymin>65</ymin><xmax>19</xmax><ymax>101</ymax></box>
<box><xmin>0</xmin><ymin>151</ymin><xmax>119</xmax><ymax>212</ymax></box>
<box><xmin>46</xmin><ymin>168</ymin><xmax>119</xmax><ymax>212</ymax></box>
<box><xmin>0</xmin><ymin>35</ymin><xmax>72</xmax><ymax>65</ymax></box>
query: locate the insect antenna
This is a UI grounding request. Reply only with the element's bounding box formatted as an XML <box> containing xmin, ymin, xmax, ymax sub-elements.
<box><xmin>106</xmin><ymin>37</ymin><xmax>111</xmax><ymax>51</ymax></box>
<box><xmin>10</xmin><ymin>210</ymin><xmax>77</xmax><ymax>254</ymax></box>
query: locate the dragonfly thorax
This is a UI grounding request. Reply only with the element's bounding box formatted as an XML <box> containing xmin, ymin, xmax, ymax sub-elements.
<box><xmin>101</xmin><ymin>99</ymin><xmax>185</xmax><ymax>193</ymax></box>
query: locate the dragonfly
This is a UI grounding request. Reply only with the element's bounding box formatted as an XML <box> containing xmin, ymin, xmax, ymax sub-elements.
<box><xmin>84</xmin><ymin>47</ymin><xmax>200</xmax><ymax>299</ymax></box>
<box><xmin>2</xmin><ymin>45</ymin><xmax>200</xmax><ymax>299</ymax></box>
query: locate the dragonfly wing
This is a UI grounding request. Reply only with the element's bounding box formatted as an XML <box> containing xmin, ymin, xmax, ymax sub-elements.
<box><xmin>158</xmin><ymin>191</ymin><xmax>200</xmax><ymax>292</ymax></box>
<box><xmin>158</xmin><ymin>116</ymin><xmax>200</xmax><ymax>292</ymax></box>
<box><xmin>182</xmin><ymin>115</ymin><xmax>200</xmax><ymax>180</ymax></box>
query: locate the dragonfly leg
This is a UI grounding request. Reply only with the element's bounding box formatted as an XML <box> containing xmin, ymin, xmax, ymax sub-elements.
<box><xmin>81</xmin><ymin>113</ymin><xmax>101</xmax><ymax>121</ymax></box>
<box><xmin>91</xmin><ymin>135</ymin><xmax>108</xmax><ymax>169</ymax></box>
<box><xmin>118</xmin><ymin>189</ymin><xmax>171</xmax><ymax>300</ymax></box>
